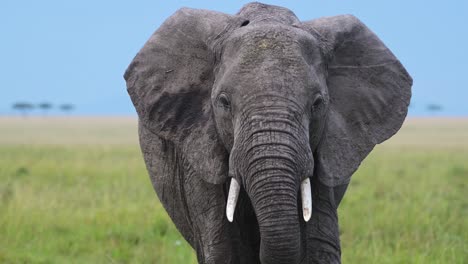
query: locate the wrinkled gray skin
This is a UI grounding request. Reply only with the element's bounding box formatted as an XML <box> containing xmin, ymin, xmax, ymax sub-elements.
<box><xmin>124</xmin><ymin>2</ymin><xmax>412</xmax><ymax>264</ymax></box>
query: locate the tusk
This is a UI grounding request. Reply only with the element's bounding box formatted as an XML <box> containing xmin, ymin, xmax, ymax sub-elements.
<box><xmin>301</xmin><ymin>178</ymin><xmax>312</xmax><ymax>222</ymax></box>
<box><xmin>226</xmin><ymin>178</ymin><xmax>240</xmax><ymax>222</ymax></box>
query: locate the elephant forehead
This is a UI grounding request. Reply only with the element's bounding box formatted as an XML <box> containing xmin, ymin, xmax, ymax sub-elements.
<box><xmin>227</xmin><ymin>26</ymin><xmax>299</xmax><ymax>52</ymax></box>
<box><xmin>223</xmin><ymin>26</ymin><xmax>320</xmax><ymax>67</ymax></box>
<box><xmin>214</xmin><ymin>26</ymin><xmax>326</xmax><ymax>104</ymax></box>
<box><xmin>219</xmin><ymin>27</ymin><xmax>323</xmax><ymax>83</ymax></box>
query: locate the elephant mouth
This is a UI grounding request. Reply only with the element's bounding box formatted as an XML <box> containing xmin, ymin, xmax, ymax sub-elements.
<box><xmin>225</xmin><ymin>177</ymin><xmax>312</xmax><ymax>223</ymax></box>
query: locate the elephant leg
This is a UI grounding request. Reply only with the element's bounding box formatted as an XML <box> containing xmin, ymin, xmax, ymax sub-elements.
<box><xmin>140</xmin><ymin>125</ymin><xmax>235</xmax><ymax>263</ymax></box>
<box><xmin>303</xmin><ymin>177</ymin><xmax>343</xmax><ymax>264</ymax></box>
<box><xmin>183</xmin><ymin>166</ymin><xmax>237</xmax><ymax>264</ymax></box>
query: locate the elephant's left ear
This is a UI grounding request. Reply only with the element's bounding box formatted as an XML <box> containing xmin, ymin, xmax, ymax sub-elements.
<box><xmin>302</xmin><ymin>15</ymin><xmax>412</xmax><ymax>187</ymax></box>
<box><xmin>124</xmin><ymin>8</ymin><xmax>234</xmax><ymax>184</ymax></box>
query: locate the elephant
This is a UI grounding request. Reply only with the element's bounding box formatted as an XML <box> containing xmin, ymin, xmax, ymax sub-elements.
<box><xmin>124</xmin><ymin>2</ymin><xmax>412</xmax><ymax>264</ymax></box>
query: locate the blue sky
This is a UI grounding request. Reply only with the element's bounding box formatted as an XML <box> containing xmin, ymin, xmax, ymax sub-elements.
<box><xmin>1</xmin><ymin>0</ymin><xmax>467</xmax><ymax>116</ymax></box>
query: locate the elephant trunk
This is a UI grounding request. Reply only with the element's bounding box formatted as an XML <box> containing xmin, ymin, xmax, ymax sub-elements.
<box><xmin>231</xmin><ymin>112</ymin><xmax>314</xmax><ymax>264</ymax></box>
<box><xmin>249</xmin><ymin>165</ymin><xmax>301</xmax><ymax>264</ymax></box>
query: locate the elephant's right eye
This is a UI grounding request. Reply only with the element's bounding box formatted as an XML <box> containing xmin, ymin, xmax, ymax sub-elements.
<box><xmin>311</xmin><ymin>93</ymin><xmax>324</xmax><ymax>113</ymax></box>
<box><xmin>313</xmin><ymin>95</ymin><xmax>323</xmax><ymax>108</ymax></box>
<box><xmin>218</xmin><ymin>93</ymin><xmax>231</xmax><ymax>110</ymax></box>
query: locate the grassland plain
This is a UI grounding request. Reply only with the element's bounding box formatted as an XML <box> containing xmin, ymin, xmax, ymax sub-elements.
<box><xmin>0</xmin><ymin>117</ymin><xmax>466</xmax><ymax>264</ymax></box>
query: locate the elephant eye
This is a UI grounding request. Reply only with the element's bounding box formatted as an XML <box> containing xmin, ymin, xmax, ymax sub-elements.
<box><xmin>218</xmin><ymin>93</ymin><xmax>231</xmax><ymax>110</ymax></box>
<box><xmin>240</xmin><ymin>20</ymin><xmax>250</xmax><ymax>27</ymax></box>
<box><xmin>311</xmin><ymin>94</ymin><xmax>324</xmax><ymax>111</ymax></box>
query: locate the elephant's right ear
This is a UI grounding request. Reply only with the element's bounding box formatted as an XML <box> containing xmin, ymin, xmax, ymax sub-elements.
<box><xmin>124</xmin><ymin>8</ymin><xmax>233</xmax><ymax>184</ymax></box>
<box><xmin>302</xmin><ymin>15</ymin><xmax>412</xmax><ymax>187</ymax></box>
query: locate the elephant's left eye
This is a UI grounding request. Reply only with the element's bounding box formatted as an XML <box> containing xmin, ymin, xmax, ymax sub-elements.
<box><xmin>218</xmin><ymin>93</ymin><xmax>231</xmax><ymax>110</ymax></box>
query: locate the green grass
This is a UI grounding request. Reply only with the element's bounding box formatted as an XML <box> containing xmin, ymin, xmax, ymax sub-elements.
<box><xmin>0</xmin><ymin>117</ymin><xmax>467</xmax><ymax>263</ymax></box>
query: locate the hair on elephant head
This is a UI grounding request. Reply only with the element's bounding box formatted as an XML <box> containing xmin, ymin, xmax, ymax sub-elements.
<box><xmin>124</xmin><ymin>2</ymin><xmax>412</xmax><ymax>264</ymax></box>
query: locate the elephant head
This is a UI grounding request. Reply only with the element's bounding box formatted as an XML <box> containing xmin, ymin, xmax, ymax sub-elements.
<box><xmin>125</xmin><ymin>2</ymin><xmax>411</xmax><ymax>263</ymax></box>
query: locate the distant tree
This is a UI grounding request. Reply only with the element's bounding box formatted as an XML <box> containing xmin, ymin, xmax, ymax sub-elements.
<box><xmin>59</xmin><ymin>103</ymin><xmax>75</xmax><ymax>114</ymax></box>
<box><xmin>12</xmin><ymin>102</ymin><xmax>34</xmax><ymax>117</ymax></box>
<box><xmin>427</xmin><ymin>103</ymin><xmax>443</xmax><ymax>113</ymax></box>
<box><xmin>38</xmin><ymin>102</ymin><xmax>52</xmax><ymax>116</ymax></box>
